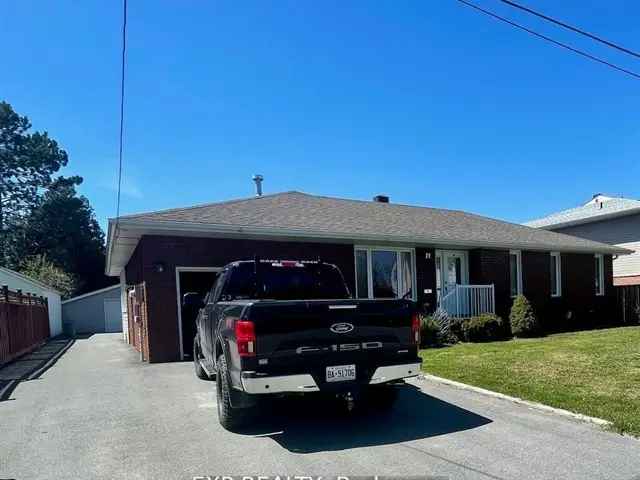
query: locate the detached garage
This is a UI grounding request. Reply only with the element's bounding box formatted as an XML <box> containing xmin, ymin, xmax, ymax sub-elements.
<box><xmin>62</xmin><ymin>285</ymin><xmax>122</xmax><ymax>335</ymax></box>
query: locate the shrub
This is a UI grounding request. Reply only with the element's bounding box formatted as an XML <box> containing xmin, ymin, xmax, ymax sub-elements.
<box><xmin>420</xmin><ymin>315</ymin><xmax>441</xmax><ymax>346</ymax></box>
<box><xmin>461</xmin><ymin>314</ymin><xmax>504</xmax><ymax>342</ymax></box>
<box><xmin>448</xmin><ymin>317</ymin><xmax>466</xmax><ymax>343</ymax></box>
<box><xmin>509</xmin><ymin>295</ymin><xmax>539</xmax><ymax>337</ymax></box>
<box><xmin>420</xmin><ymin>308</ymin><xmax>460</xmax><ymax>346</ymax></box>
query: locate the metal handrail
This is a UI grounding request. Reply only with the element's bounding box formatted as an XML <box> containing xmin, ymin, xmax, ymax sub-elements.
<box><xmin>438</xmin><ymin>284</ymin><xmax>495</xmax><ymax>318</ymax></box>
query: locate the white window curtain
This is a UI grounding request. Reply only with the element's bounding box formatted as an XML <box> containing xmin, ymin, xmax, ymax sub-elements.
<box><xmin>355</xmin><ymin>248</ymin><xmax>415</xmax><ymax>300</ymax></box>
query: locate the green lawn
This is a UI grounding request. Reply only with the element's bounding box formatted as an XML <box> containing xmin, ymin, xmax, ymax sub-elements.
<box><xmin>420</xmin><ymin>326</ymin><xmax>640</xmax><ymax>436</ymax></box>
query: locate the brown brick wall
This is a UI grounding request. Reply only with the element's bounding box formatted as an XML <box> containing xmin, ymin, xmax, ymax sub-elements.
<box><xmin>546</xmin><ymin>253</ymin><xmax>616</xmax><ymax>332</ymax></box>
<box><xmin>415</xmin><ymin>247</ymin><xmax>437</xmax><ymax>312</ymax></box>
<box><xmin>522</xmin><ymin>251</ymin><xmax>552</xmax><ymax>331</ymax></box>
<box><xmin>125</xmin><ymin>236</ymin><xmax>356</xmax><ymax>362</ymax></box>
<box><xmin>469</xmin><ymin>249</ymin><xmax>617</xmax><ymax>331</ymax></box>
<box><xmin>124</xmin><ymin>235</ymin><xmax>618</xmax><ymax>362</ymax></box>
<box><xmin>125</xmin><ymin>242</ymin><xmax>144</xmax><ymax>285</ymax></box>
<box><xmin>469</xmin><ymin>249</ymin><xmax>511</xmax><ymax>319</ymax></box>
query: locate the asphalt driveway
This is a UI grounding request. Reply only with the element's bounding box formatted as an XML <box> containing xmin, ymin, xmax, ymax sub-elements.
<box><xmin>1</xmin><ymin>333</ymin><xmax>638</xmax><ymax>480</ymax></box>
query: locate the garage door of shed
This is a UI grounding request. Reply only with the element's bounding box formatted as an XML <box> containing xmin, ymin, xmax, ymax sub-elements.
<box><xmin>104</xmin><ymin>298</ymin><xmax>122</xmax><ymax>333</ymax></box>
<box><xmin>177</xmin><ymin>269</ymin><xmax>220</xmax><ymax>359</ymax></box>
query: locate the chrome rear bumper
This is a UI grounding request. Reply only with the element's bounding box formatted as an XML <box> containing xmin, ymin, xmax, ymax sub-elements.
<box><xmin>241</xmin><ymin>372</ymin><xmax>320</xmax><ymax>394</ymax></box>
<box><xmin>240</xmin><ymin>362</ymin><xmax>422</xmax><ymax>394</ymax></box>
<box><xmin>369</xmin><ymin>362</ymin><xmax>421</xmax><ymax>384</ymax></box>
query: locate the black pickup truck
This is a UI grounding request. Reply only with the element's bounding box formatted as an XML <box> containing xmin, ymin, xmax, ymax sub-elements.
<box><xmin>188</xmin><ymin>259</ymin><xmax>422</xmax><ymax>430</ymax></box>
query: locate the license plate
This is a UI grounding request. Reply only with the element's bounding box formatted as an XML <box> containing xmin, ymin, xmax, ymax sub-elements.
<box><xmin>326</xmin><ymin>364</ymin><xmax>356</xmax><ymax>382</ymax></box>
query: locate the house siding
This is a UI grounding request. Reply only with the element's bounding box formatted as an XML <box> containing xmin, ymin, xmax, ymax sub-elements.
<box><xmin>551</xmin><ymin>213</ymin><xmax>640</xmax><ymax>281</ymax></box>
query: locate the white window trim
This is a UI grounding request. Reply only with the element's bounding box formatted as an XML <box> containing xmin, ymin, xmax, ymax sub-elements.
<box><xmin>595</xmin><ymin>254</ymin><xmax>605</xmax><ymax>296</ymax></box>
<box><xmin>509</xmin><ymin>250</ymin><xmax>523</xmax><ymax>298</ymax></box>
<box><xmin>550</xmin><ymin>252</ymin><xmax>562</xmax><ymax>298</ymax></box>
<box><xmin>354</xmin><ymin>246</ymin><xmax>417</xmax><ymax>301</ymax></box>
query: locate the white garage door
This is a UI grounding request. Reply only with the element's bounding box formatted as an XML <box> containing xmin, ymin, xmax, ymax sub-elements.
<box><xmin>104</xmin><ymin>299</ymin><xmax>122</xmax><ymax>333</ymax></box>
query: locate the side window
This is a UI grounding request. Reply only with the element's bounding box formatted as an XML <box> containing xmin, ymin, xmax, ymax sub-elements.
<box><xmin>594</xmin><ymin>254</ymin><xmax>604</xmax><ymax>296</ymax></box>
<box><xmin>509</xmin><ymin>250</ymin><xmax>523</xmax><ymax>297</ymax></box>
<box><xmin>550</xmin><ymin>252</ymin><xmax>561</xmax><ymax>297</ymax></box>
<box><xmin>223</xmin><ymin>263</ymin><xmax>256</xmax><ymax>299</ymax></box>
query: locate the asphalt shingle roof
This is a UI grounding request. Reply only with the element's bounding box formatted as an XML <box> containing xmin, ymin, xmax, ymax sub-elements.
<box><xmin>524</xmin><ymin>197</ymin><xmax>640</xmax><ymax>229</ymax></box>
<box><xmin>118</xmin><ymin>191</ymin><xmax>628</xmax><ymax>254</ymax></box>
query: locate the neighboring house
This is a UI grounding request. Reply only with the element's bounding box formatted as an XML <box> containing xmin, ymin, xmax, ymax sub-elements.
<box><xmin>105</xmin><ymin>191</ymin><xmax>628</xmax><ymax>363</ymax></box>
<box><xmin>0</xmin><ymin>266</ymin><xmax>63</xmax><ymax>337</ymax></box>
<box><xmin>525</xmin><ymin>194</ymin><xmax>640</xmax><ymax>287</ymax></box>
<box><xmin>62</xmin><ymin>285</ymin><xmax>122</xmax><ymax>335</ymax></box>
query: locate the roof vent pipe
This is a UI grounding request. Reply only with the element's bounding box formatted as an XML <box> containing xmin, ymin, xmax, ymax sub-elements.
<box><xmin>373</xmin><ymin>195</ymin><xmax>389</xmax><ymax>203</ymax></box>
<box><xmin>252</xmin><ymin>174</ymin><xmax>264</xmax><ymax>197</ymax></box>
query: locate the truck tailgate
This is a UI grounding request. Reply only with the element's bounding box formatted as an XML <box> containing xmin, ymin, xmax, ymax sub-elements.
<box><xmin>243</xmin><ymin>298</ymin><xmax>418</xmax><ymax>388</ymax></box>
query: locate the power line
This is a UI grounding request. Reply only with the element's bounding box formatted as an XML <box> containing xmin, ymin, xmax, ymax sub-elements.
<box><xmin>456</xmin><ymin>0</ymin><xmax>640</xmax><ymax>81</ymax></box>
<box><xmin>116</xmin><ymin>0</ymin><xmax>128</xmax><ymax>221</ymax></box>
<box><xmin>498</xmin><ymin>0</ymin><xmax>640</xmax><ymax>59</ymax></box>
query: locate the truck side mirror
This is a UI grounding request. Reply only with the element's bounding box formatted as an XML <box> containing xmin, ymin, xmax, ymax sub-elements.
<box><xmin>182</xmin><ymin>292</ymin><xmax>204</xmax><ymax>309</ymax></box>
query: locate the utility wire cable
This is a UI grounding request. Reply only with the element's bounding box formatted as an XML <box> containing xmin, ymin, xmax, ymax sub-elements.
<box><xmin>457</xmin><ymin>0</ymin><xmax>640</xmax><ymax>80</ymax></box>
<box><xmin>116</xmin><ymin>0</ymin><xmax>128</xmax><ymax>222</ymax></box>
<box><xmin>498</xmin><ymin>0</ymin><xmax>640</xmax><ymax>59</ymax></box>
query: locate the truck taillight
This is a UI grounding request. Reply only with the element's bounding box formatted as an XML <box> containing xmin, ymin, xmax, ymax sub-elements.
<box><xmin>235</xmin><ymin>320</ymin><xmax>256</xmax><ymax>357</ymax></box>
<box><xmin>411</xmin><ymin>313</ymin><xmax>421</xmax><ymax>345</ymax></box>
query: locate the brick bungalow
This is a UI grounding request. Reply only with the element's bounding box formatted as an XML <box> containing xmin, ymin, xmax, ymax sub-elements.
<box><xmin>106</xmin><ymin>191</ymin><xmax>629</xmax><ymax>363</ymax></box>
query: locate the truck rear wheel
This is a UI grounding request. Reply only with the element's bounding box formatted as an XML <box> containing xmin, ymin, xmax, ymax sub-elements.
<box><xmin>193</xmin><ymin>336</ymin><xmax>210</xmax><ymax>380</ymax></box>
<box><xmin>216</xmin><ymin>354</ymin><xmax>250</xmax><ymax>431</ymax></box>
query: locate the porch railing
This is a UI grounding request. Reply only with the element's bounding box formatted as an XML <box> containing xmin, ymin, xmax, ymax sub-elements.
<box><xmin>439</xmin><ymin>284</ymin><xmax>495</xmax><ymax>318</ymax></box>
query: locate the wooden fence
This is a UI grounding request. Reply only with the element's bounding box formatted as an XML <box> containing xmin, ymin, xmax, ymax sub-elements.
<box><xmin>0</xmin><ymin>285</ymin><xmax>50</xmax><ymax>366</ymax></box>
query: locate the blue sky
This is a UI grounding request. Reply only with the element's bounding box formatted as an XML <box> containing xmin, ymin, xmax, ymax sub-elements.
<box><xmin>2</xmin><ymin>1</ymin><xmax>639</xmax><ymax>233</ymax></box>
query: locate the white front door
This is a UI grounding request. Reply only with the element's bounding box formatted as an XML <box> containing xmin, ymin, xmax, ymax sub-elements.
<box><xmin>436</xmin><ymin>250</ymin><xmax>469</xmax><ymax>299</ymax></box>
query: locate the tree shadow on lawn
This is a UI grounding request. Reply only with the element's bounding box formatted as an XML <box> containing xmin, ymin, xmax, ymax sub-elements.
<box><xmin>236</xmin><ymin>384</ymin><xmax>492</xmax><ymax>453</ymax></box>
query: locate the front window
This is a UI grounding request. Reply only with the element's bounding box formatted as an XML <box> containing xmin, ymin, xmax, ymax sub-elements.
<box><xmin>595</xmin><ymin>254</ymin><xmax>604</xmax><ymax>296</ymax></box>
<box><xmin>355</xmin><ymin>247</ymin><xmax>415</xmax><ymax>300</ymax></box>
<box><xmin>550</xmin><ymin>252</ymin><xmax>561</xmax><ymax>297</ymax></box>
<box><xmin>509</xmin><ymin>250</ymin><xmax>522</xmax><ymax>297</ymax></box>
